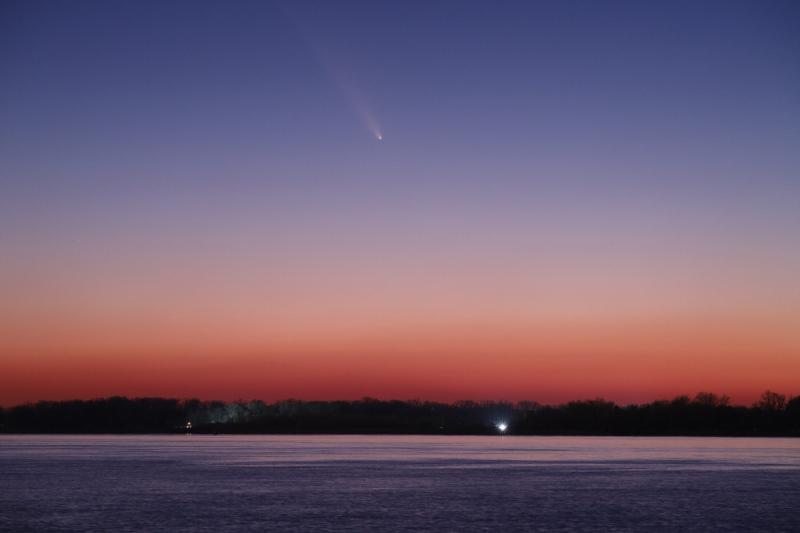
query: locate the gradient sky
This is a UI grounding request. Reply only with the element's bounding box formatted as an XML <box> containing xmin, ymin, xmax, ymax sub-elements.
<box><xmin>1</xmin><ymin>0</ymin><xmax>799</xmax><ymax>406</ymax></box>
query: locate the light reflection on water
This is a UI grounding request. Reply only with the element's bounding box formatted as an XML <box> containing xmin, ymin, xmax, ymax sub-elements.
<box><xmin>2</xmin><ymin>435</ymin><xmax>799</xmax><ymax>531</ymax></box>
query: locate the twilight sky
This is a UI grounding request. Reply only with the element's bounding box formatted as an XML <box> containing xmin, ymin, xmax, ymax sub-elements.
<box><xmin>1</xmin><ymin>1</ymin><xmax>799</xmax><ymax>405</ymax></box>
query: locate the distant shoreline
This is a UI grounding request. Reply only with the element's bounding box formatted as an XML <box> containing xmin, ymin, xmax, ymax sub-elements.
<box><xmin>1</xmin><ymin>432</ymin><xmax>798</xmax><ymax>438</ymax></box>
<box><xmin>2</xmin><ymin>393</ymin><xmax>798</xmax><ymax>437</ymax></box>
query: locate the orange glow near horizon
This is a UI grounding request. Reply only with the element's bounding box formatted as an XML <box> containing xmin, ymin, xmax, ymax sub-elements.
<box><xmin>2</xmin><ymin>303</ymin><xmax>798</xmax><ymax>405</ymax></box>
<box><xmin>2</xmin><ymin>222</ymin><xmax>799</xmax><ymax>406</ymax></box>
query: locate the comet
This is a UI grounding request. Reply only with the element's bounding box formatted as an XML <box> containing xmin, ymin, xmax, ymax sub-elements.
<box><xmin>283</xmin><ymin>6</ymin><xmax>384</xmax><ymax>142</ymax></box>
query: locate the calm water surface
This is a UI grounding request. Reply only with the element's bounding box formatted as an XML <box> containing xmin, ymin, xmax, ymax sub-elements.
<box><xmin>1</xmin><ymin>435</ymin><xmax>799</xmax><ymax>532</ymax></box>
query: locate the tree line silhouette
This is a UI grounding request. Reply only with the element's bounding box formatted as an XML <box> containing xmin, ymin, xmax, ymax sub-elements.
<box><xmin>1</xmin><ymin>391</ymin><xmax>798</xmax><ymax>435</ymax></box>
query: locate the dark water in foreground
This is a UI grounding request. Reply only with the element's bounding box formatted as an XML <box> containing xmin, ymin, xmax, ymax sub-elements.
<box><xmin>1</xmin><ymin>436</ymin><xmax>799</xmax><ymax>532</ymax></box>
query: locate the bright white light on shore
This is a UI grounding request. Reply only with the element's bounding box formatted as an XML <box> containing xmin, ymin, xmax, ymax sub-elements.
<box><xmin>496</xmin><ymin>422</ymin><xmax>508</xmax><ymax>433</ymax></box>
